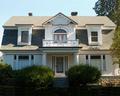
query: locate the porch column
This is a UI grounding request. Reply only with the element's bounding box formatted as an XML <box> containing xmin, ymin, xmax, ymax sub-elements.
<box><xmin>28</xmin><ymin>55</ymin><xmax>31</xmax><ymax>66</ymax></box>
<box><xmin>16</xmin><ymin>55</ymin><xmax>19</xmax><ymax>70</ymax></box>
<box><xmin>88</xmin><ymin>55</ymin><xmax>91</xmax><ymax>65</ymax></box>
<box><xmin>74</xmin><ymin>53</ymin><xmax>79</xmax><ymax>65</ymax></box>
<box><xmin>42</xmin><ymin>53</ymin><xmax>47</xmax><ymax>66</ymax></box>
<box><xmin>101</xmin><ymin>55</ymin><xmax>103</xmax><ymax>71</ymax></box>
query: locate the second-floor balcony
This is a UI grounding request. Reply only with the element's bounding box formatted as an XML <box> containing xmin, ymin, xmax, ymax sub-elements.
<box><xmin>43</xmin><ymin>39</ymin><xmax>79</xmax><ymax>47</ymax></box>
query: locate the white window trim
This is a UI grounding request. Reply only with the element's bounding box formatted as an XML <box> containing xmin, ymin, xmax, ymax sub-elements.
<box><xmin>86</xmin><ymin>55</ymin><xmax>106</xmax><ymax>72</ymax></box>
<box><xmin>53</xmin><ymin>29</ymin><xmax>68</xmax><ymax>43</ymax></box>
<box><xmin>86</xmin><ymin>25</ymin><xmax>102</xmax><ymax>46</ymax></box>
<box><xmin>91</xmin><ymin>31</ymin><xmax>98</xmax><ymax>42</ymax></box>
<box><xmin>17</xmin><ymin>26</ymin><xmax>32</xmax><ymax>45</ymax></box>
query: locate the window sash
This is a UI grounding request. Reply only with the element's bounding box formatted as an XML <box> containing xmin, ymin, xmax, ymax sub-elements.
<box><xmin>91</xmin><ymin>31</ymin><xmax>98</xmax><ymax>42</ymax></box>
<box><xmin>21</xmin><ymin>31</ymin><xmax>29</xmax><ymax>43</ymax></box>
<box><xmin>54</xmin><ymin>34</ymin><xmax>67</xmax><ymax>43</ymax></box>
<box><xmin>86</xmin><ymin>55</ymin><xmax>106</xmax><ymax>71</ymax></box>
<box><xmin>18</xmin><ymin>55</ymin><xmax>29</xmax><ymax>60</ymax></box>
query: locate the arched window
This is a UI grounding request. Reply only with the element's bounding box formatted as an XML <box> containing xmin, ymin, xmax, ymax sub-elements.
<box><xmin>54</xmin><ymin>29</ymin><xmax>67</xmax><ymax>43</ymax></box>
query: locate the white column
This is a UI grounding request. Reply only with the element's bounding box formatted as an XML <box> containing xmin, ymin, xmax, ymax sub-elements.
<box><xmin>16</xmin><ymin>55</ymin><xmax>19</xmax><ymax>70</ymax></box>
<box><xmin>101</xmin><ymin>55</ymin><xmax>103</xmax><ymax>71</ymax></box>
<box><xmin>74</xmin><ymin>53</ymin><xmax>79</xmax><ymax>65</ymax></box>
<box><xmin>29</xmin><ymin>55</ymin><xmax>31</xmax><ymax>66</ymax></box>
<box><xmin>88</xmin><ymin>55</ymin><xmax>91</xmax><ymax>65</ymax></box>
<box><xmin>42</xmin><ymin>53</ymin><xmax>47</xmax><ymax>66</ymax></box>
<box><xmin>28</xmin><ymin>27</ymin><xmax>32</xmax><ymax>45</ymax></box>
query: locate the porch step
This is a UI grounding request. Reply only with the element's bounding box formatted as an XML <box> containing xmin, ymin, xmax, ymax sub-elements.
<box><xmin>53</xmin><ymin>77</ymin><xmax>69</xmax><ymax>88</ymax></box>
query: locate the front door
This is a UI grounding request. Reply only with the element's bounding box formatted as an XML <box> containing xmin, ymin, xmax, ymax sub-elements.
<box><xmin>56</xmin><ymin>57</ymin><xmax>64</xmax><ymax>73</ymax></box>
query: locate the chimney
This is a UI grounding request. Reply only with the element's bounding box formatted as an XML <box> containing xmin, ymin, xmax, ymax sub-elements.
<box><xmin>71</xmin><ymin>12</ymin><xmax>78</xmax><ymax>16</ymax></box>
<box><xmin>28</xmin><ymin>12</ymin><xmax>33</xmax><ymax>16</ymax></box>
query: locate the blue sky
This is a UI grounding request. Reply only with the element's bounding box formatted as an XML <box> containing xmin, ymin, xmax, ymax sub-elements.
<box><xmin>0</xmin><ymin>0</ymin><xmax>97</xmax><ymax>36</ymax></box>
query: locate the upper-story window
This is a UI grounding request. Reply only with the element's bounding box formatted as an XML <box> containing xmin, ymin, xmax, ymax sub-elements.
<box><xmin>54</xmin><ymin>29</ymin><xmax>67</xmax><ymax>43</ymax></box>
<box><xmin>21</xmin><ymin>31</ymin><xmax>29</xmax><ymax>43</ymax></box>
<box><xmin>17</xmin><ymin>26</ymin><xmax>32</xmax><ymax>45</ymax></box>
<box><xmin>86</xmin><ymin>25</ymin><xmax>102</xmax><ymax>46</ymax></box>
<box><xmin>91</xmin><ymin>31</ymin><xmax>98</xmax><ymax>42</ymax></box>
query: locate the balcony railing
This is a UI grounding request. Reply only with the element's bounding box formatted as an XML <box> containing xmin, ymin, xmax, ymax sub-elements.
<box><xmin>43</xmin><ymin>39</ymin><xmax>79</xmax><ymax>47</ymax></box>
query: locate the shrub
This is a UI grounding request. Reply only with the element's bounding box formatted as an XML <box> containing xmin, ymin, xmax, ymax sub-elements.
<box><xmin>66</xmin><ymin>64</ymin><xmax>101</xmax><ymax>87</ymax></box>
<box><xmin>14</xmin><ymin>66</ymin><xmax>54</xmax><ymax>90</ymax></box>
<box><xmin>0</xmin><ymin>62</ymin><xmax>13</xmax><ymax>84</ymax></box>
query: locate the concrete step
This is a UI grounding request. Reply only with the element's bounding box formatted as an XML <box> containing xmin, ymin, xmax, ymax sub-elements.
<box><xmin>53</xmin><ymin>77</ymin><xmax>69</xmax><ymax>88</ymax></box>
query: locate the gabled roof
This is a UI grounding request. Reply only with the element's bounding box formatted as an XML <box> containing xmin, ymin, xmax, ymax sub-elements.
<box><xmin>3</xmin><ymin>13</ymin><xmax>116</xmax><ymax>27</ymax></box>
<box><xmin>42</xmin><ymin>12</ymin><xmax>78</xmax><ymax>25</ymax></box>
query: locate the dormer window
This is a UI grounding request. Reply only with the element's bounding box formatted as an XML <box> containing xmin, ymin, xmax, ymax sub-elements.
<box><xmin>21</xmin><ymin>31</ymin><xmax>29</xmax><ymax>43</ymax></box>
<box><xmin>91</xmin><ymin>31</ymin><xmax>98</xmax><ymax>42</ymax></box>
<box><xmin>17</xmin><ymin>26</ymin><xmax>32</xmax><ymax>45</ymax></box>
<box><xmin>54</xmin><ymin>29</ymin><xmax>67</xmax><ymax>43</ymax></box>
<box><xmin>86</xmin><ymin>25</ymin><xmax>102</xmax><ymax>46</ymax></box>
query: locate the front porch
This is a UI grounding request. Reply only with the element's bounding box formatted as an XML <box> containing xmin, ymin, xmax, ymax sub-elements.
<box><xmin>45</xmin><ymin>53</ymin><xmax>79</xmax><ymax>76</ymax></box>
<box><xmin>42</xmin><ymin>47</ymin><xmax>80</xmax><ymax>76</ymax></box>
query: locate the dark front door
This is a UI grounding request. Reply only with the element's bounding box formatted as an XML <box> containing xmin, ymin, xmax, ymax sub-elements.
<box><xmin>56</xmin><ymin>57</ymin><xmax>64</xmax><ymax>73</ymax></box>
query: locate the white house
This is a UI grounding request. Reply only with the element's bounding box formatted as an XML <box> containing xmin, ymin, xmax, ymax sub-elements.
<box><xmin>0</xmin><ymin>12</ymin><xmax>118</xmax><ymax>76</ymax></box>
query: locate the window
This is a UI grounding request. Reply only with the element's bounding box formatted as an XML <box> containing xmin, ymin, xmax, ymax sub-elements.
<box><xmin>14</xmin><ymin>55</ymin><xmax>16</xmax><ymax>60</ymax></box>
<box><xmin>54</xmin><ymin>29</ymin><xmax>67</xmax><ymax>43</ymax></box>
<box><xmin>91</xmin><ymin>31</ymin><xmax>98</xmax><ymax>42</ymax></box>
<box><xmin>21</xmin><ymin>31</ymin><xmax>29</xmax><ymax>43</ymax></box>
<box><xmin>31</xmin><ymin>55</ymin><xmax>34</xmax><ymax>60</ymax></box>
<box><xmin>90</xmin><ymin>55</ymin><xmax>101</xmax><ymax>70</ymax></box>
<box><xmin>103</xmin><ymin>55</ymin><xmax>106</xmax><ymax>71</ymax></box>
<box><xmin>86</xmin><ymin>55</ymin><xmax>106</xmax><ymax>71</ymax></box>
<box><xmin>18</xmin><ymin>55</ymin><xmax>29</xmax><ymax>60</ymax></box>
<box><xmin>86</xmin><ymin>55</ymin><xmax>89</xmax><ymax>64</ymax></box>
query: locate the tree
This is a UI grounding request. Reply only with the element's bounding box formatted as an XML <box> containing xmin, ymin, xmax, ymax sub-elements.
<box><xmin>111</xmin><ymin>27</ymin><xmax>120</xmax><ymax>64</ymax></box>
<box><xmin>94</xmin><ymin>0</ymin><xmax>120</xmax><ymax>64</ymax></box>
<box><xmin>94</xmin><ymin>0</ymin><xmax>120</xmax><ymax>25</ymax></box>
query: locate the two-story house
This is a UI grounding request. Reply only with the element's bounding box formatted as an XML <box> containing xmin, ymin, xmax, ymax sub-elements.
<box><xmin>0</xmin><ymin>12</ymin><xmax>118</xmax><ymax>76</ymax></box>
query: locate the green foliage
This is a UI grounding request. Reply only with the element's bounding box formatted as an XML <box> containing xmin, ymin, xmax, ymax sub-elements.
<box><xmin>0</xmin><ymin>62</ymin><xmax>13</xmax><ymax>84</ymax></box>
<box><xmin>66</xmin><ymin>64</ymin><xmax>101</xmax><ymax>87</ymax></box>
<box><xmin>94</xmin><ymin>0</ymin><xmax>120</xmax><ymax>65</ymax></box>
<box><xmin>14</xmin><ymin>66</ymin><xmax>54</xmax><ymax>90</ymax></box>
<box><xmin>111</xmin><ymin>26</ymin><xmax>120</xmax><ymax>64</ymax></box>
<box><xmin>94</xmin><ymin>0</ymin><xmax>116</xmax><ymax>16</ymax></box>
<box><xmin>94</xmin><ymin>0</ymin><xmax>120</xmax><ymax>26</ymax></box>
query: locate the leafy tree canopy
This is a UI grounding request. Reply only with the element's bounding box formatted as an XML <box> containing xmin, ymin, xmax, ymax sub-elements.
<box><xmin>94</xmin><ymin>0</ymin><xmax>120</xmax><ymax>64</ymax></box>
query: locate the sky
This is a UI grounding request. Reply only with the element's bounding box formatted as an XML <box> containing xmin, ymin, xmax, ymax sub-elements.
<box><xmin>0</xmin><ymin>0</ymin><xmax>97</xmax><ymax>44</ymax></box>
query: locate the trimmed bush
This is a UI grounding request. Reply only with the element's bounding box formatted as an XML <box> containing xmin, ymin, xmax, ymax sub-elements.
<box><xmin>66</xmin><ymin>64</ymin><xmax>101</xmax><ymax>86</ymax></box>
<box><xmin>0</xmin><ymin>62</ymin><xmax>13</xmax><ymax>84</ymax></box>
<box><xmin>14</xmin><ymin>66</ymin><xmax>54</xmax><ymax>90</ymax></box>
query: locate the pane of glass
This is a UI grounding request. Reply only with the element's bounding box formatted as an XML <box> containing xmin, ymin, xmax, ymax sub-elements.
<box><xmin>54</xmin><ymin>29</ymin><xmax>66</xmax><ymax>33</ymax></box>
<box><xmin>21</xmin><ymin>31</ymin><xmax>29</xmax><ymax>43</ymax></box>
<box><xmin>18</xmin><ymin>56</ymin><xmax>29</xmax><ymax>60</ymax></box>
<box><xmin>91</xmin><ymin>56</ymin><xmax>101</xmax><ymax>59</ymax></box>
<box><xmin>91</xmin><ymin>32</ymin><xmax>98</xmax><ymax>36</ymax></box>
<box><xmin>54</xmin><ymin>34</ymin><xmax>67</xmax><ymax>43</ymax></box>
<box><xmin>91</xmin><ymin>37</ymin><xmax>98</xmax><ymax>42</ymax></box>
<box><xmin>90</xmin><ymin>55</ymin><xmax>101</xmax><ymax>71</ymax></box>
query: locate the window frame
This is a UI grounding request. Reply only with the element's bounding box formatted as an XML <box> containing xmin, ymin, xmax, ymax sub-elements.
<box><xmin>21</xmin><ymin>31</ymin><xmax>29</xmax><ymax>43</ymax></box>
<box><xmin>53</xmin><ymin>29</ymin><xmax>67</xmax><ymax>43</ymax></box>
<box><xmin>91</xmin><ymin>31</ymin><xmax>98</xmax><ymax>43</ymax></box>
<box><xmin>86</xmin><ymin>55</ymin><xmax>106</xmax><ymax>72</ymax></box>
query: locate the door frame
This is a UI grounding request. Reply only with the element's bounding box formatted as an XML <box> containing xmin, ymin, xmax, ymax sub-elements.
<box><xmin>52</xmin><ymin>55</ymin><xmax>69</xmax><ymax>74</ymax></box>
